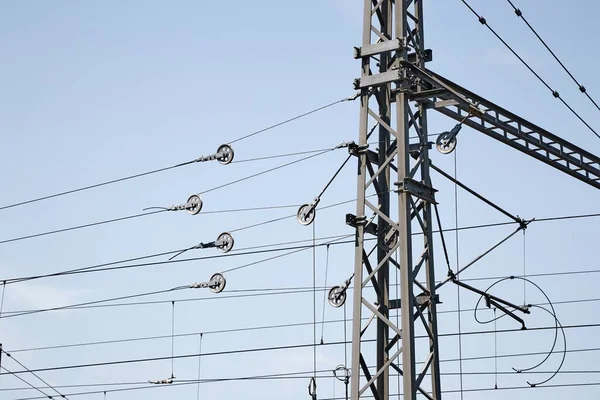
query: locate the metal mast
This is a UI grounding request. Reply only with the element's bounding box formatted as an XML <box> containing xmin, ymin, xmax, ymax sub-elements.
<box><xmin>351</xmin><ymin>0</ymin><xmax>441</xmax><ymax>399</ymax></box>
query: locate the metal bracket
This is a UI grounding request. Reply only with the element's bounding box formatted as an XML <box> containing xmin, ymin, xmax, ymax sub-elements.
<box><xmin>354</xmin><ymin>38</ymin><xmax>405</xmax><ymax>59</ymax></box>
<box><xmin>390</xmin><ymin>294</ymin><xmax>441</xmax><ymax>310</ymax></box>
<box><xmin>394</xmin><ymin>178</ymin><xmax>437</xmax><ymax>204</ymax></box>
<box><xmin>346</xmin><ymin>214</ymin><xmax>378</xmax><ymax>237</ymax></box>
<box><xmin>189</xmin><ymin>272</ymin><xmax>227</xmax><ymax>294</ymax></box>
<box><xmin>348</xmin><ymin>142</ymin><xmax>369</xmax><ymax>157</ymax></box>
<box><xmin>354</xmin><ymin>69</ymin><xmax>403</xmax><ymax>90</ymax></box>
<box><xmin>195</xmin><ymin>144</ymin><xmax>234</xmax><ymax>165</ymax></box>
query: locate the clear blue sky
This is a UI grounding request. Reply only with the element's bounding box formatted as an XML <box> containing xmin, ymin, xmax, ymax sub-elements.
<box><xmin>1</xmin><ymin>1</ymin><xmax>599</xmax><ymax>399</ymax></box>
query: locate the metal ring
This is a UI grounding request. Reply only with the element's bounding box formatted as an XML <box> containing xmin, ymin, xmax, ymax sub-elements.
<box><xmin>333</xmin><ymin>365</ymin><xmax>350</xmax><ymax>382</ymax></box>
<box><xmin>297</xmin><ymin>204</ymin><xmax>316</xmax><ymax>226</ymax></box>
<box><xmin>216</xmin><ymin>144</ymin><xmax>234</xmax><ymax>165</ymax></box>
<box><xmin>328</xmin><ymin>286</ymin><xmax>346</xmax><ymax>308</ymax></box>
<box><xmin>216</xmin><ymin>232</ymin><xmax>234</xmax><ymax>253</ymax></box>
<box><xmin>209</xmin><ymin>273</ymin><xmax>226</xmax><ymax>293</ymax></box>
<box><xmin>186</xmin><ymin>195</ymin><xmax>203</xmax><ymax>215</ymax></box>
<box><xmin>436</xmin><ymin>131</ymin><xmax>457</xmax><ymax>154</ymax></box>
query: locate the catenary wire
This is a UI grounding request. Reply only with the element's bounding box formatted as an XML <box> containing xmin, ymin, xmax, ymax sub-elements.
<box><xmin>198</xmin><ymin>147</ymin><xmax>337</xmax><ymax>195</ymax></box>
<box><xmin>0</xmin><ymin>144</ymin><xmax>348</xmax><ymax>246</ymax></box>
<box><xmin>8</xmin><ymin>372</ymin><xmax>600</xmax><ymax>399</ymax></box>
<box><xmin>7</xmin><ymin>295</ymin><xmax>600</xmax><ymax>354</ymax></box>
<box><xmin>3</xmin><ymin>328</ymin><xmax>600</xmax><ymax>377</ymax></box>
<box><xmin>0</xmin><ymin>367</ymin><xmax>54</xmax><ymax>399</ymax></box>
<box><xmin>227</xmin><ymin>95</ymin><xmax>355</xmax><ymax>145</ymax></box>
<box><xmin>4</xmin><ymin>368</ymin><xmax>600</xmax><ymax>394</ymax></box>
<box><xmin>0</xmin><ymin>97</ymin><xmax>352</xmax><ymax>213</ymax></box>
<box><xmin>1</xmin><ymin>352</ymin><xmax>70</xmax><ymax>399</ymax></box>
<box><xmin>4</xmin><ymin>209</ymin><xmax>599</xmax><ymax>287</ymax></box>
<box><xmin>505</xmin><ymin>0</ymin><xmax>600</xmax><ymax>112</ymax></box>
<box><xmin>459</xmin><ymin>0</ymin><xmax>600</xmax><ymax>140</ymax></box>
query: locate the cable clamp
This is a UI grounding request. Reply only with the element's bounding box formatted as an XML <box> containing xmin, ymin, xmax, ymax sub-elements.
<box><xmin>148</xmin><ymin>378</ymin><xmax>175</xmax><ymax>384</ymax></box>
<box><xmin>348</xmin><ymin>142</ymin><xmax>369</xmax><ymax>157</ymax></box>
<box><xmin>334</xmin><ymin>140</ymin><xmax>355</xmax><ymax>150</ymax></box>
<box><xmin>344</xmin><ymin>92</ymin><xmax>360</xmax><ymax>101</ymax></box>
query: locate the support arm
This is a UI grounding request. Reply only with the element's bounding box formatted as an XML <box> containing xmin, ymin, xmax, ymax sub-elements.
<box><xmin>404</xmin><ymin>63</ymin><xmax>600</xmax><ymax>190</ymax></box>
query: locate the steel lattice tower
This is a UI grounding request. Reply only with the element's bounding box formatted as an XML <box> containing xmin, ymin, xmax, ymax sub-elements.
<box><xmin>349</xmin><ymin>0</ymin><xmax>600</xmax><ymax>399</ymax></box>
<box><xmin>351</xmin><ymin>1</ymin><xmax>440</xmax><ymax>399</ymax></box>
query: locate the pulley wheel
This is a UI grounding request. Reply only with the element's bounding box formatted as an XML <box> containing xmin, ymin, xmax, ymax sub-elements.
<box><xmin>384</xmin><ymin>229</ymin><xmax>398</xmax><ymax>250</ymax></box>
<box><xmin>216</xmin><ymin>144</ymin><xmax>234</xmax><ymax>165</ymax></box>
<box><xmin>297</xmin><ymin>204</ymin><xmax>316</xmax><ymax>226</ymax></box>
<box><xmin>209</xmin><ymin>273</ymin><xmax>226</xmax><ymax>293</ymax></box>
<box><xmin>216</xmin><ymin>232</ymin><xmax>234</xmax><ymax>253</ymax></box>
<box><xmin>328</xmin><ymin>286</ymin><xmax>346</xmax><ymax>308</ymax></box>
<box><xmin>436</xmin><ymin>131</ymin><xmax>457</xmax><ymax>154</ymax></box>
<box><xmin>186</xmin><ymin>195</ymin><xmax>203</xmax><ymax>215</ymax></box>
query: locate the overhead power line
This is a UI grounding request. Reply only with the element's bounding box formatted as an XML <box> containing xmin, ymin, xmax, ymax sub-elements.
<box><xmin>505</xmin><ymin>0</ymin><xmax>600</xmax><ymax>112</ymax></box>
<box><xmin>2</xmin><ymin>332</ymin><xmax>599</xmax><ymax>377</ymax></box>
<box><xmin>5</xmin><ymin>369</ymin><xmax>600</xmax><ymax>396</ymax></box>
<box><xmin>7</xmin><ymin>305</ymin><xmax>600</xmax><ymax>355</ymax></box>
<box><xmin>459</xmin><ymin>0</ymin><xmax>600</xmax><ymax>140</ymax></box>
<box><xmin>0</xmin><ymin>145</ymin><xmax>346</xmax><ymax>246</ymax></box>
<box><xmin>2</xmin><ymin>208</ymin><xmax>598</xmax><ymax>287</ymax></box>
<box><xmin>227</xmin><ymin>95</ymin><xmax>356</xmax><ymax>144</ymax></box>
<box><xmin>0</xmin><ymin>96</ymin><xmax>354</xmax><ymax>213</ymax></box>
<box><xmin>1</xmin><ymin>353</ymin><xmax>70</xmax><ymax>399</ymax></box>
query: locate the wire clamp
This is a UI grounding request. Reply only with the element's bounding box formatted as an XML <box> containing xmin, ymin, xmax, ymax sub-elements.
<box><xmin>194</xmin><ymin>144</ymin><xmax>235</xmax><ymax>165</ymax></box>
<box><xmin>335</xmin><ymin>140</ymin><xmax>356</xmax><ymax>150</ymax></box>
<box><xmin>189</xmin><ymin>272</ymin><xmax>226</xmax><ymax>293</ymax></box>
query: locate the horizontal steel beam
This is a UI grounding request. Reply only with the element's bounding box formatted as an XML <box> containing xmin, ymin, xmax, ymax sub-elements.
<box><xmin>404</xmin><ymin>63</ymin><xmax>600</xmax><ymax>190</ymax></box>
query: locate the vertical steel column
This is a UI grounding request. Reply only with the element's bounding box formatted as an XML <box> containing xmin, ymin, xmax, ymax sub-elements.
<box><xmin>376</xmin><ymin>1</ymin><xmax>393</xmax><ymax>399</ymax></box>
<box><xmin>395</xmin><ymin>2</ymin><xmax>417</xmax><ymax>398</ymax></box>
<box><xmin>351</xmin><ymin>1</ymin><xmax>442</xmax><ymax>400</ymax></box>
<box><xmin>349</xmin><ymin>0</ymin><xmax>375</xmax><ymax>398</ymax></box>
<box><xmin>414</xmin><ymin>1</ymin><xmax>442</xmax><ymax>398</ymax></box>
